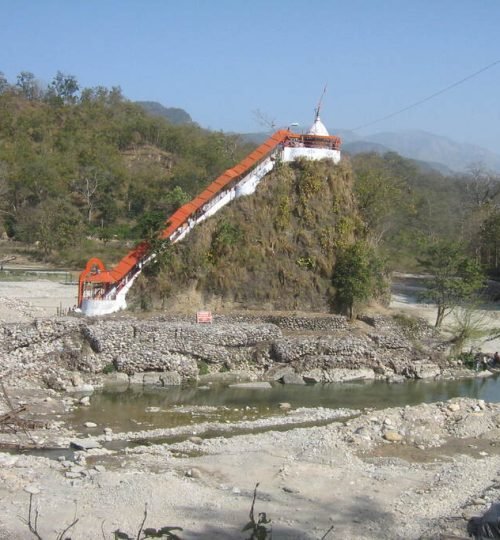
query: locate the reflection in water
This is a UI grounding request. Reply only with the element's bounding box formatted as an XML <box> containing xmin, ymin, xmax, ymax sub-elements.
<box><xmin>71</xmin><ymin>376</ymin><xmax>500</xmax><ymax>433</ymax></box>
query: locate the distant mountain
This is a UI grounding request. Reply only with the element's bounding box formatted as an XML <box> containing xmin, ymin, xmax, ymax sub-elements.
<box><xmin>136</xmin><ymin>101</ymin><xmax>192</xmax><ymax>125</ymax></box>
<box><xmin>240</xmin><ymin>131</ymin><xmax>270</xmax><ymax>144</ymax></box>
<box><xmin>365</xmin><ymin>130</ymin><xmax>500</xmax><ymax>173</ymax></box>
<box><xmin>342</xmin><ymin>141</ymin><xmax>391</xmax><ymax>155</ymax></box>
<box><xmin>241</xmin><ymin>130</ymin><xmax>454</xmax><ymax>174</ymax></box>
<box><xmin>342</xmin><ymin>141</ymin><xmax>453</xmax><ymax>175</ymax></box>
<box><xmin>241</xmin><ymin>127</ymin><xmax>500</xmax><ymax>174</ymax></box>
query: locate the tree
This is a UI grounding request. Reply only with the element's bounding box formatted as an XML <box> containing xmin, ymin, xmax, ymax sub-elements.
<box><xmin>16</xmin><ymin>71</ymin><xmax>41</xmax><ymax>101</ymax></box>
<box><xmin>449</xmin><ymin>304</ymin><xmax>493</xmax><ymax>354</ymax></box>
<box><xmin>463</xmin><ymin>163</ymin><xmax>500</xmax><ymax>209</ymax></box>
<box><xmin>0</xmin><ymin>72</ymin><xmax>8</xmax><ymax>94</ymax></box>
<box><xmin>418</xmin><ymin>240</ymin><xmax>485</xmax><ymax>327</ymax></box>
<box><xmin>72</xmin><ymin>166</ymin><xmax>102</xmax><ymax>223</ymax></box>
<box><xmin>47</xmin><ymin>71</ymin><xmax>79</xmax><ymax>103</ymax></box>
<box><xmin>14</xmin><ymin>199</ymin><xmax>83</xmax><ymax>255</ymax></box>
<box><xmin>479</xmin><ymin>210</ymin><xmax>500</xmax><ymax>274</ymax></box>
<box><xmin>352</xmin><ymin>153</ymin><xmax>410</xmax><ymax>245</ymax></box>
<box><xmin>332</xmin><ymin>241</ymin><xmax>386</xmax><ymax>319</ymax></box>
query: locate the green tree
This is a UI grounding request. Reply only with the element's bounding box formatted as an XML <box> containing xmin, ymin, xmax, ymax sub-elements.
<box><xmin>15</xmin><ymin>199</ymin><xmax>83</xmax><ymax>255</ymax></box>
<box><xmin>47</xmin><ymin>71</ymin><xmax>79</xmax><ymax>104</ymax></box>
<box><xmin>480</xmin><ymin>210</ymin><xmax>500</xmax><ymax>275</ymax></box>
<box><xmin>418</xmin><ymin>240</ymin><xmax>485</xmax><ymax>327</ymax></box>
<box><xmin>332</xmin><ymin>241</ymin><xmax>386</xmax><ymax>319</ymax></box>
<box><xmin>0</xmin><ymin>72</ymin><xmax>8</xmax><ymax>94</ymax></box>
<box><xmin>352</xmin><ymin>152</ymin><xmax>411</xmax><ymax>245</ymax></box>
<box><xmin>16</xmin><ymin>71</ymin><xmax>41</xmax><ymax>101</ymax></box>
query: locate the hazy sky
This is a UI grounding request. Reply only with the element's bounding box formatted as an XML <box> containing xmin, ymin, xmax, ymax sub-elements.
<box><xmin>1</xmin><ymin>0</ymin><xmax>499</xmax><ymax>151</ymax></box>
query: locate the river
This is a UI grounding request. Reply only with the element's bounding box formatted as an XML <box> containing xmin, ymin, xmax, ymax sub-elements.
<box><xmin>70</xmin><ymin>376</ymin><xmax>500</xmax><ymax>433</ymax></box>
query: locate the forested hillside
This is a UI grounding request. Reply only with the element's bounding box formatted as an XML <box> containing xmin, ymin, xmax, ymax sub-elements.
<box><xmin>350</xmin><ymin>152</ymin><xmax>500</xmax><ymax>277</ymax></box>
<box><xmin>0</xmin><ymin>71</ymin><xmax>254</xmax><ymax>267</ymax></box>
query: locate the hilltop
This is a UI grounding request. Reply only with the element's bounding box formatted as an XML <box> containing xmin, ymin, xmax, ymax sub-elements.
<box><xmin>132</xmin><ymin>158</ymin><xmax>361</xmax><ymax>312</ymax></box>
<box><xmin>135</xmin><ymin>100</ymin><xmax>193</xmax><ymax>124</ymax></box>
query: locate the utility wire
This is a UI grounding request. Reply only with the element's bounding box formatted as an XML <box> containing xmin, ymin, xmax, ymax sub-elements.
<box><xmin>351</xmin><ymin>59</ymin><xmax>500</xmax><ymax>131</ymax></box>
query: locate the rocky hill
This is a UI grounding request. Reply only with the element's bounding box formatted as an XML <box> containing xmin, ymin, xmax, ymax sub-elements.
<box><xmin>133</xmin><ymin>158</ymin><xmax>362</xmax><ymax>312</ymax></box>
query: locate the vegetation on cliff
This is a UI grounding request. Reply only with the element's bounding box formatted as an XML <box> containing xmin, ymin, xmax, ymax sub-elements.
<box><xmin>131</xmin><ymin>158</ymin><xmax>378</xmax><ymax>312</ymax></box>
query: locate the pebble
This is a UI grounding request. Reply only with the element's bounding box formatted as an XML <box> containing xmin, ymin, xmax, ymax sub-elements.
<box><xmin>24</xmin><ymin>485</ymin><xmax>40</xmax><ymax>495</ymax></box>
<box><xmin>282</xmin><ymin>486</ymin><xmax>299</xmax><ymax>494</ymax></box>
<box><xmin>65</xmin><ymin>471</ymin><xmax>83</xmax><ymax>479</ymax></box>
<box><xmin>185</xmin><ymin>468</ymin><xmax>202</xmax><ymax>479</ymax></box>
<box><xmin>84</xmin><ymin>422</ymin><xmax>97</xmax><ymax>428</ymax></box>
<box><xmin>189</xmin><ymin>436</ymin><xmax>203</xmax><ymax>445</ymax></box>
<box><xmin>279</xmin><ymin>402</ymin><xmax>292</xmax><ymax>410</ymax></box>
<box><xmin>383</xmin><ymin>431</ymin><xmax>403</xmax><ymax>442</ymax></box>
<box><xmin>79</xmin><ymin>396</ymin><xmax>90</xmax><ymax>406</ymax></box>
<box><xmin>145</xmin><ymin>407</ymin><xmax>161</xmax><ymax>413</ymax></box>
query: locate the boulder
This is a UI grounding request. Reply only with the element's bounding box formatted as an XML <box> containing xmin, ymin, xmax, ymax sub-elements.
<box><xmin>129</xmin><ymin>373</ymin><xmax>144</xmax><ymax>385</ymax></box>
<box><xmin>70</xmin><ymin>439</ymin><xmax>101</xmax><ymax>451</ymax></box>
<box><xmin>229</xmin><ymin>382</ymin><xmax>272</xmax><ymax>389</ymax></box>
<box><xmin>103</xmin><ymin>372</ymin><xmax>129</xmax><ymax>385</ymax></box>
<box><xmin>302</xmin><ymin>369</ymin><xmax>323</xmax><ymax>383</ymax></box>
<box><xmin>73</xmin><ymin>384</ymin><xmax>94</xmax><ymax>393</ymax></box>
<box><xmin>325</xmin><ymin>368</ymin><xmax>376</xmax><ymax>382</ymax></box>
<box><xmin>160</xmin><ymin>371</ymin><xmax>182</xmax><ymax>386</ymax></box>
<box><xmin>266</xmin><ymin>366</ymin><xmax>295</xmax><ymax>381</ymax></box>
<box><xmin>281</xmin><ymin>372</ymin><xmax>305</xmax><ymax>385</ymax></box>
<box><xmin>143</xmin><ymin>372</ymin><xmax>162</xmax><ymax>386</ymax></box>
<box><xmin>413</xmin><ymin>362</ymin><xmax>440</xmax><ymax>379</ymax></box>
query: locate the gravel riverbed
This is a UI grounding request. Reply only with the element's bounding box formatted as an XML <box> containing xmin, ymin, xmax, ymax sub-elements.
<box><xmin>1</xmin><ymin>280</ymin><xmax>500</xmax><ymax>539</ymax></box>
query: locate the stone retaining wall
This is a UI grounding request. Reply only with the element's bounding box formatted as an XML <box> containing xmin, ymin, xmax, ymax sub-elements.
<box><xmin>0</xmin><ymin>313</ymin><xmax>446</xmax><ymax>389</ymax></box>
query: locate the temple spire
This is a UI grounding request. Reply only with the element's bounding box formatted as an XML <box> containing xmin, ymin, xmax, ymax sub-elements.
<box><xmin>308</xmin><ymin>85</ymin><xmax>329</xmax><ymax>136</ymax></box>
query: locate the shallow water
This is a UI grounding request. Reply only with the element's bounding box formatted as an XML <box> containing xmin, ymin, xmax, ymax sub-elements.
<box><xmin>70</xmin><ymin>376</ymin><xmax>500</xmax><ymax>433</ymax></box>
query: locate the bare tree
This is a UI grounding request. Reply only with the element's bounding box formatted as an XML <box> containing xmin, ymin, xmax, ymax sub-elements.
<box><xmin>464</xmin><ymin>163</ymin><xmax>500</xmax><ymax>209</ymax></box>
<box><xmin>252</xmin><ymin>109</ymin><xmax>277</xmax><ymax>131</ymax></box>
<box><xmin>73</xmin><ymin>167</ymin><xmax>101</xmax><ymax>223</ymax></box>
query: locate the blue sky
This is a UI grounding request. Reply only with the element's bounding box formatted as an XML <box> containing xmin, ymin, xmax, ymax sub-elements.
<box><xmin>1</xmin><ymin>0</ymin><xmax>499</xmax><ymax>151</ymax></box>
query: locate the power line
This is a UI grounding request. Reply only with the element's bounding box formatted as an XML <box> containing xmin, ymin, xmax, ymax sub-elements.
<box><xmin>351</xmin><ymin>59</ymin><xmax>500</xmax><ymax>132</ymax></box>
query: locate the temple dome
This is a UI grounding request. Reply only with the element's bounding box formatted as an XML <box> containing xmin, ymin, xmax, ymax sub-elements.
<box><xmin>308</xmin><ymin>116</ymin><xmax>329</xmax><ymax>136</ymax></box>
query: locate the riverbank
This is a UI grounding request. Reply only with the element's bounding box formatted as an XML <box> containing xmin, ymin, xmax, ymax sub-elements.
<box><xmin>1</xmin><ymin>280</ymin><xmax>500</xmax><ymax>538</ymax></box>
<box><xmin>1</xmin><ymin>393</ymin><xmax>500</xmax><ymax>539</ymax></box>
